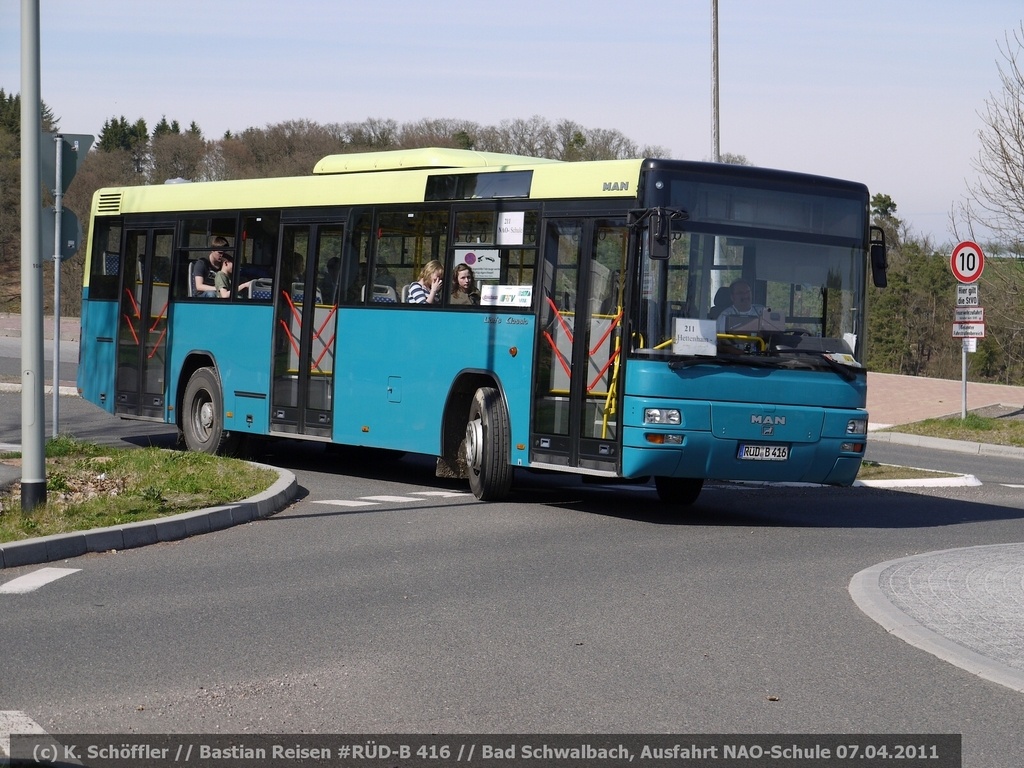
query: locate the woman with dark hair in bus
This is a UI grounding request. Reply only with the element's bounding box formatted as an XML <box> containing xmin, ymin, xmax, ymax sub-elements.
<box><xmin>406</xmin><ymin>259</ymin><xmax>444</xmax><ymax>304</ymax></box>
<box><xmin>450</xmin><ymin>263</ymin><xmax>480</xmax><ymax>305</ymax></box>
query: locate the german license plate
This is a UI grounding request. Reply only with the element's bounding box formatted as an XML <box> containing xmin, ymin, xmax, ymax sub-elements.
<box><xmin>737</xmin><ymin>444</ymin><xmax>789</xmax><ymax>461</ymax></box>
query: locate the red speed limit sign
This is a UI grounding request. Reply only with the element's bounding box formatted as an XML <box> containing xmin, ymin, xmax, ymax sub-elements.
<box><xmin>950</xmin><ymin>240</ymin><xmax>985</xmax><ymax>283</ymax></box>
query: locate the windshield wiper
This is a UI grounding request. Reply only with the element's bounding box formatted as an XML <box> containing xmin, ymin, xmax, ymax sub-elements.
<box><xmin>668</xmin><ymin>352</ymin><xmax>860</xmax><ymax>381</ymax></box>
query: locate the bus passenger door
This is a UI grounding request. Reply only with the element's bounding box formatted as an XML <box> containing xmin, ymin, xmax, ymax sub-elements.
<box><xmin>531</xmin><ymin>218</ymin><xmax>626</xmax><ymax>474</ymax></box>
<box><xmin>115</xmin><ymin>227</ymin><xmax>173</xmax><ymax>420</ymax></box>
<box><xmin>270</xmin><ymin>223</ymin><xmax>343</xmax><ymax>438</ymax></box>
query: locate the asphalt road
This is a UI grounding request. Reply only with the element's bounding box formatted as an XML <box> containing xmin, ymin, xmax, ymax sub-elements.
<box><xmin>3</xmin><ymin>349</ymin><xmax>1024</xmax><ymax>766</ymax></box>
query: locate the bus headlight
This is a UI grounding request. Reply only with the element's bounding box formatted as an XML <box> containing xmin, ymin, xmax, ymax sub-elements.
<box><xmin>644</xmin><ymin>408</ymin><xmax>681</xmax><ymax>425</ymax></box>
<box><xmin>846</xmin><ymin>418</ymin><xmax>868</xmax><ymax>435</ymax></box>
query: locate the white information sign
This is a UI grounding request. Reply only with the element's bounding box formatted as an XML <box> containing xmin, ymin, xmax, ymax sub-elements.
<box><xmin>956</xmin><ymin>284</ymin><xmax>979</xmax><ymax>306</ymax></box>
<box><xmin>455</xmin><ymin>248</ymin><xmax>501</xmax><ymax>280</ymax></box>
<box><xmin>952</xmin><ymin>322</ymin><xmax>985</xmax><ymax>338</ymax></box>
<box><xmin>954</xmin><ymin>307</ymin><xmax>984</xmax><ymax>323</ymax></box>
<box><xmin>497</xmin><ymin>212</ymin><xmax>526</xmax><ymax>245</ymax></box>
<box><xmin>479</xmin><ymin>284</ymin><xmax>533</xmax><ymax>307</ymax></box>
<box><xmin>672</xmin><ymin>317</ymin><xmax>718</xmax><ymax>357</ymax></box>
<box><xmin>963</xmin><ymin>337</ymin><xmax>977</xmax><ymax>353</ymax></box>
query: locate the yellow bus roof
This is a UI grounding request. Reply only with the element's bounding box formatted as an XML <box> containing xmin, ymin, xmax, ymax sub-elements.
<box><xmin>312</xmin><ymin>147</ymin><xmax>560</xmax><ymax>174</ymax></box>
<box><xmin>91</xmin><ymin>150</ymin><xmax>647</xmax><ymax>218</ymax></box>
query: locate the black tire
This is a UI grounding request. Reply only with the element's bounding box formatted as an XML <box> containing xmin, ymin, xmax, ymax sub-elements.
<box><xmin>465</xmin><ymin>387</ymin><xmax>513</xmax><ymax>501</ymax></box>
<box><xmin>654</xmin><ymin>476</ymin><xmax>704</xmax><ymax>505</ymax></box>
<box><xmin>181</xmin><ymin>367</ymin><xmax>240</xmax><ymax>455</ymax></box>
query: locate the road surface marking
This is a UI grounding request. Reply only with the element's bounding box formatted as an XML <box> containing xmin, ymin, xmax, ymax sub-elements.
<box><xmin>0</xmin><ymin>710</ymin><xmax>46</xmax><ymax>757</ymax></box>
<box><xmin>0</xmin><ymin>567</ymin><xmax>81</xmax><ymax>594</ymax></box>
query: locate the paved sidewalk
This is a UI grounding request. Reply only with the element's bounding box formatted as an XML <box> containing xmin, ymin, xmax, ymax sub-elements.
<box><xmin>2</xmin><ymin>314</ymin><xmax>1023</xmax><ymax>693</ymax></box>
<box><xmin>0</xmin><ymin>312</ymin><xmax>79</xmax><ymax>342</ymax></box>
<box><xmin>867</xmin><ymin>371</ymin><xmax>1024</xmax><ymax>429</ymax></box>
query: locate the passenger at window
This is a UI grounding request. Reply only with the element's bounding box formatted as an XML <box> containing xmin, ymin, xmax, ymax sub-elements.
<box><xmin>321</xmin><ymin>257</ymin><xmax>341</xmax><ymax>304</ymax></box>
<box><xmin>716</xmin><ymin>278</ymin><xmax>763</xmax><ymax>331</ymax></box>
<box><xmin>214</xmin><ymin>252</ymin><xmax>254</xmax><ymax>298</ymax></box>
<box><xmin>450</xmin><ymin>263</ymin><xmax>480</xmax><ymax>305</ymax></box>
<box><xmin>407</xmin><ymin>260</ymin><xmax>444</xmax><ymax>304</ymax></box>
<box><xmin>192</xmin><ymin>236</ymin><xmax>229</xmax><ymax>297</ymax></box>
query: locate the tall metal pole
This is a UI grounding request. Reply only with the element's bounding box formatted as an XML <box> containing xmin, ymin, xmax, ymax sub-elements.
<box><xmin>20</xmin><ymin>0</ymin><xmax>47</xmax><ymax>510</ymax></box>
<box><xmin>52</xmin><ymin>134</ymin><xmax>63</xmax><ymax>438</ymax></box>
<box><xmin>711</xmin><ymin>0</ymin><xmax>721</xmax><ymax>162</ymax></box>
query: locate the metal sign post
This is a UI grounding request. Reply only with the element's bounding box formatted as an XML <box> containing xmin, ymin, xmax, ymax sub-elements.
<box><xmin>41</xmin><ymin>132</ymin><xmax>91</xmax><ymax>437</ymax></box>
<box><xmin>950</xmin><ymin>241</ymin><xmax>986</xmax><ymax>419</ymax></box>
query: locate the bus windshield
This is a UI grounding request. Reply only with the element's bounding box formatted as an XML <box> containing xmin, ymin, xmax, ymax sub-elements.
<box><xmin>632</xmin><ymin>172</ymin><xmax>868</xmax><ymax>369</ymax></box>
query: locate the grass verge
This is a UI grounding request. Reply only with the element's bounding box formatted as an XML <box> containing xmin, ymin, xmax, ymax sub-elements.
<box><xmin>0</xmin><ymin>436</ymin><xmax>277</xmax><ymax>545</ymax></box>
<box><xmin>882</xmin><ymin>413</ymin><xmax>1024</xmax><ymax>447</ymax></box>
<box><xmin>855</xmin><ymin>460</ymin><xmax>958</xmax><ymax>481</ymax></box>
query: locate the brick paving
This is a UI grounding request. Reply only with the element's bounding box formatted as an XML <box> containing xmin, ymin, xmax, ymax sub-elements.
<box><xmin>867</xmin><ymin>371</ymin><xmax>1024</xmax><ymax>428</ymax></box>
<box><xmin>879</xmin><ymin>545</ymin><xmax>1024</xmax><ymax>676</ymax></box>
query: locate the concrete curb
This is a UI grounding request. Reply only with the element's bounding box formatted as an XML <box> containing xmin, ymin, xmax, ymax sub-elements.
<box><xmin>868</xmin><ymin>430</ymin><xmax>1024</xmax><ymax>459</ymax></box>
<box><xmin>0</xmin><ymin>462</ymin><xmax>297</xmax><ymax>569</ymax></box>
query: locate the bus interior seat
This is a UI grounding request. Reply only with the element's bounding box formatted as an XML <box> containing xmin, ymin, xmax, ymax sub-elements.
<box><xmin>361</xmin><ymin>284</ymin><xmax>398</xmax><ymax>303</ymax></box>
<box><xmin>249</xmin><ymin>277</ymin><xmax>273</xmax><ymax>301</ymax></box>
<box><xmin>103</xmin><ymin>251</ymin><xmax>120</xmax><ymax>275</ymax></box>
<box><xmin>400</xmin><ymin>284</ymin><xmax>413</xmax><ymax>303</ymax></box>
<box><xmin>151</xmin><ymin>256</ymin><xmax>171</xmax><ymax>282</ymax></box>
<box><xmin>708</xmin><ymin>286</ymin><xmax>732</xmax><ymax>319</ymax></box>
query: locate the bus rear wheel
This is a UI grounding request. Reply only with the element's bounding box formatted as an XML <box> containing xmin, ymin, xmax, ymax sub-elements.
<box><xmin>182</xmin><ymin>366</ymin><xmax>240</xmax><ymax>455</ymax></box>
<box><xmin>465</xmin><ymin>387</ymin><xmax>513</xmax><ymax>501</ymax></box>
<box><xmin>655</xmin><ymin>476</ymin><xmax>704</xmax><ymax>505</ymax></box>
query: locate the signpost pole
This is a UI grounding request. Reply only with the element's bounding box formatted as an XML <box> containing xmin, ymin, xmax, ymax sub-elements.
<box><xmin>950</xmin><ymin>240</ymin><xmax>986</xmax><ymax>421</ymax></box>
<box><xmin>962</xmin><ymin>342</ymin><xmax>968</xmax><ymax>419</ymax></box>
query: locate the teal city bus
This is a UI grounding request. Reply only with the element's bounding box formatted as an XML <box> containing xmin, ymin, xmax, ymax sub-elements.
<box><xmin>77</xmin><ymin>148</ymin><xmax>887</xmax><ymax>504</ymax></box>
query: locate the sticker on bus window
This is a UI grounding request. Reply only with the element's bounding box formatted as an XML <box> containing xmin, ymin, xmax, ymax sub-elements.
<box><xmin>673</xmin><ymin>317</ymin><xmax>717</xmax><ymax>356</ymax></box>
<box><xmin>497</xmin><ymin>212</ymin><xmax>525</xmax><ymax>245</ymax></box>
<box><xmin>480</xmin><ymin>285</ymin><xmax>532</xmax><ymax>307</ymax></box>
<box><xmin>456</xmin><ymin>248</ymin><xmax>500</xmax><ymax>280</ymax></box>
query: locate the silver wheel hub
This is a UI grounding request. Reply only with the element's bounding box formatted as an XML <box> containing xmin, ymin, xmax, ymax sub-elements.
<box><xmin>465</xmin><ymin>418</ymin><xmax>483</xmax><ymax>472</ymax></box>
<box><xmin>199</xmin><ymin>401</ymin><xmax>214</xmax><ymax>432</ymax></box>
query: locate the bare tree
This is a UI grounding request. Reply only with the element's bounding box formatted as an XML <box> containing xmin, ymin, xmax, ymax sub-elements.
<box><xmin>955</xmin><ymin>23</ymin><xmax>1024</xmax><ymax>249</ymax></box>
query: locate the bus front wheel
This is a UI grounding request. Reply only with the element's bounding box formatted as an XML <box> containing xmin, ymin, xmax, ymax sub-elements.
<box><xmin>655</xmin><ymin>476</ymin><xmax>704</xmax><ymax>505</ymax></box>
<box><xmin>465</xmin><ymin>387</ymin><xmax>513</xmax><ymax>501</ymax></box>
<box><xmin>182</xmin><ymin>367</ymin><xmax>239</xmax><ymax>455</ymax></box>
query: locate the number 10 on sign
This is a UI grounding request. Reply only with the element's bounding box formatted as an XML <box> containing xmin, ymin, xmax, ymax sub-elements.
<box><xmin>950</xmin><ymin>240</ymin><xmax>985</xmax><ymax>283</ymax></box>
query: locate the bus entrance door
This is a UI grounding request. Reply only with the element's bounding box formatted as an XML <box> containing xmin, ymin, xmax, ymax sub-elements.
<box><xmin>270</xmin><ymin>223</ymin><xmax>343</xmax><ymax>439</ymax></box>
<box><xmin>531</xmin><ymin>219</ymin><xmax>626</xmax><ymax>476</ymax></box>
<box><xmin>114</xmin><ymin>227</ymin><xmax>173</xmax><ymax>420</ymax></box>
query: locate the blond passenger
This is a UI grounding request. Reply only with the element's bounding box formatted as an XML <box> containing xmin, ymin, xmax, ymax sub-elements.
<box><xmin>406</xmin><ymin>260</ymin><xmax>444</xmax><ymax>304</ymax></box>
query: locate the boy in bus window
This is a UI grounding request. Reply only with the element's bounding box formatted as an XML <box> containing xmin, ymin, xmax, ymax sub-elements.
<box><xmin>407</xmin><ymin>260</ymin><xmax>444</xmax><ymax>304</ymax></box>
<box><xmin>192</xmin><ymin>236</ymin><xmax>228</xmax><ymax>297</ymax></box>
<box><xmin>214</xmin><ymin>252</ymin><xmax>254</xmax><ymax>298</ymax></box>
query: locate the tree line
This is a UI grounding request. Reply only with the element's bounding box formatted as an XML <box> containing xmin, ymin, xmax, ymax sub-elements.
<box><xmin>3</xmin><ymin>17</ymin><xmax>1024</xmax><ymax>388</ymax></box>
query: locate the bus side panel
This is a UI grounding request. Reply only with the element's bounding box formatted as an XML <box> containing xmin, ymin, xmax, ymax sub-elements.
<box><xmin>77</xmin><ymin>297</ymin><xmax>118</xmax><ymax>414</ymax></box>
<box><xmin>332</xmin><ymin>309</ymin><xmax>535</xmax><ymax>459</ymax></box>
<box><xmin>167</xmin><ymin>304</ymin><xmax>275</xmax><ymax>432</ymax></box>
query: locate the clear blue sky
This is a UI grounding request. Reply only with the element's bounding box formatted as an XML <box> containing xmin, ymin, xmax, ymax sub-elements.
<box><xmin>3</xmin><ymin>0</ymin><xmax>1022</xmax><ymax>245</ymax></box>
